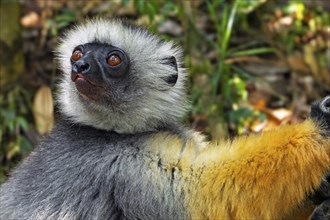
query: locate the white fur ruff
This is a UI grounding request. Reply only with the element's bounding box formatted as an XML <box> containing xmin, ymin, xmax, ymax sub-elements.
<box><xmin>55</xmin><ymin>19</ymin><xmax>188</xmax><ymax>133</ymax></box>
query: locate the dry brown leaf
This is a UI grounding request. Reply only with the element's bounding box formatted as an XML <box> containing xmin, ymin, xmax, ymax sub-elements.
<box><xmin>287</xmin><ymin>52</ymin><xmax>310</xmax><ymax>75</ymax></box>
<box><xmin>303</xmin><ymin>44</ymin><xmax>319</xmax><ymax>77</ymax></box>
<box><xmin>263</xmin><ymin>118</ymin><xmax>281</xmax><ymax>130</ymax></box>
<box><xmin>33</xmin><ymin>85</ymin><xmax>54</xmax><ymax>135</ymax></box>
<box><xmin>250</xmin><ymin>119</ymin><xmax>267</xmax><ymax>133</ymax></box>
<box><xmin>253</xmin><ymin>107</ymin><xmax>292</xmax><ymax>132</ymax></box>
<box><xmin>20</xmin><ymin>11</ymin><xmax>40</xmax><ymax>28</ymax></box>
<box><xmin>158</xmin><ymin>20</ymin><xmax>183</xmax><ymax>36</ymax></box>
<box><xmin>269</xmin><ymin>108</ymin><xmax>292</xmax><ymax>122</ymax></box>
<box><xmin>278</xmin><ymin>16</ymin><xmax>293</xmax><ymax>26</ymax></box>
<box><xmin>250</xmin><ymin>98</ymin><xmax>267</xmax><ymax>110</ymax></box>
<box><xmin>320</xmin><ymin>69</ymin><xmax>330</xmax><ymax>87</ymax></box>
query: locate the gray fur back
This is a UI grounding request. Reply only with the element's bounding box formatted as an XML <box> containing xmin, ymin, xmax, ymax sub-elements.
<box><xmin>0</xmin><ymin>120</ymin><xmax>187</xmax><ymax>220</ymax></box>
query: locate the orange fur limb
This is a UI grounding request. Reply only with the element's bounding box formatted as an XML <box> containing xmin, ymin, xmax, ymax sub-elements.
<box><xmin>147</xmin><ymin>120</ymin><xmax>330</xmax><ymax>219</ymax></box>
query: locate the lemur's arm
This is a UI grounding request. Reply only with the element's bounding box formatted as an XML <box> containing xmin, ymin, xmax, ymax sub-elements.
<box><xmin>147</xmin><ymin>96</ymin><xmax>330</xmax><ymax>219</ymax></box>
<box><xmin>193</xmin><ymin>121</ymin><xmax>329</xmax><ymax>219</ymax></box>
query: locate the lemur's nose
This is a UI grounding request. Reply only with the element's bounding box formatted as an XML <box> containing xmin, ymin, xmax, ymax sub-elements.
<box><xmin>72</xmin><ymin>60</ymin><xmax>90</xmax><ymax>74</ymax></box>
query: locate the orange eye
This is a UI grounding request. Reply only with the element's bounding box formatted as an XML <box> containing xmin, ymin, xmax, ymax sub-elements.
<box><xmin>107</xmin><ymin>54</ymin><xmax>121</xmax><ymax>66</ymax></box>
<box><xmin>71</xmin><ymin>50</ymin><xmax>83</xmax><ymax>61</ymax></box>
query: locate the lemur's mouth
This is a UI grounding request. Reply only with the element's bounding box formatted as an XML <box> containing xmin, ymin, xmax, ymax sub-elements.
<box><xmin>73</xmin><ymin>74</ymin><xmax>83</xmax><ymax>81</ymax></box>
<box><xmin>72</xmin><ymin>73</ymin><xmax>93</xmax><ymax>84</ymax></box>
<box><xmin>71</xmin><ymin>73</ymin><xmax>104</xmax><ymax>87</ymax></box>
<box><xmin>71</xmin><ymin>73</ymin><xmax>106</xmax><ymax>101</ymax></box>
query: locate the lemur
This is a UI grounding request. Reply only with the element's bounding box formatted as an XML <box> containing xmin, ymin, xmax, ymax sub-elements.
<box><xmin>0</xmin><ymin>19</ymin><xmax>329</xmax><ymax>220</ymax></box>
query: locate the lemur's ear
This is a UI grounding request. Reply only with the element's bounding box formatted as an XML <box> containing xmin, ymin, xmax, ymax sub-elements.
<box><xmin>161</xmin><ymin>56</ymin><xmax>178</xmax><ymax>86</ymax></box>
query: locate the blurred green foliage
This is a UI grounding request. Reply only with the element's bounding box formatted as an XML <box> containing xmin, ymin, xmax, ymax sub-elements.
<box><xmin>47</xmin><ymin>8</ymin><xmax>76</xmax><ymax>36</ymax></box>
<box><xmin>0</xmin><ymin>87</ymin><xmax>33</xmax><ymax>182</ymax></box>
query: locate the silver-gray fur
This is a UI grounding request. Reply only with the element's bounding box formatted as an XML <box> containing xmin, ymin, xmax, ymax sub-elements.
<box><xmin>0</xmin><ymin>120</ymin><xmax>188</xmax><ymax>220</ymax></box>
<box><xmin>0</xmin><ymin>19</ymin><xmax>190</xmax><ymax>220</ymax></box>
<box><xmin>56</xmin><ymin>19</ymin><xmax>188</xmax><ymax>134</ymax></box>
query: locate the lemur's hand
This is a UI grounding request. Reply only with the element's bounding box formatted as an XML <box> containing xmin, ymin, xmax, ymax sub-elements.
<box><xmin>310</xmin><ymin>96</ymin><xmax>330</xmax><ymax>136</ymax></box>
<box><xmin>310</xmin><ymin>199</ymin><xmax>330</xmax><ymax>220</ymax></box>
<box><xmin>309</xmin><ymin>96</ymin><xmax>330</xmax><ymax>220</ymax></box>
<box><xmin>310</xmin><ymin>173</ymin><xmax>330</xmax><ymax>205</ymax></box>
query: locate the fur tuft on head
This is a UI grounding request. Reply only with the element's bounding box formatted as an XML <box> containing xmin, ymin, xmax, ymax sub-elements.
<box><xmin>55</xmin><ymin>19</ymin><xmax>188</xmax><ymax>134</ymax></box>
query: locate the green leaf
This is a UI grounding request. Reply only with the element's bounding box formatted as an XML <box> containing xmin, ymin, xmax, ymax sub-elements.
<box><xmin>237</xmin><ymin>0</ymin><xmax>267</xmax><ymax>14</ymax></box>
<box><xmin>16</xmin><ymin>116</ymin><xmax>28</xmax><ymax>131</ymax></box>
<box><xmin>122</xmin><ymin>0</ymin><xmax>130</xmax><ymax>5</ymax></box>
<box><xmin>1</xmin><ymin>109</ymin><xmax>15</xmax><ymax>121</ymax></box>
<box><xmin>136</xmin><ymin>0</ymin><xmax>146</xmax><ymax>13</ymax></box>
<box><xmin>55</xmin><ymin>13</ymin><xmax>76</xmax><ymax>23</ymax></box>
<box><xmin>230</xmin><ymin>107</ymin><xmax>254</xmax><ymax>123</ymax></box>
<box><xmin>20</xmin><ymin>137</ymin><xmax>33</xmax><ymax>156</ymax></box>
<box><xmin>146</xmin><ymin>2</ymin><xmax>156</xmax><ymax>20</ymax></box>
<box><xmin>231</xmin><ymin>65</ymin><xmax>254</xmax><ymax>80</ymax></box>
<box><xmin>230</xmin><ymin>47</ymin><xmax>275</xmax><ymax>57</ymax></box>
<box><xmin>221</xmin><ymin>0</ymin><xmax>238</xmax><ymax>55</ymax></box>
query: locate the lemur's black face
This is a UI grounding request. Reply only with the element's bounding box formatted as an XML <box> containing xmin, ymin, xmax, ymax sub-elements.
<box><xmin>57</xmin><ymin>20</ymin><xmax>186</xmax><ymax>132</ymax></box>
<box><xmin>70</xmin><ymin>42</ymin><xmax>129</xmax><ymax>101</ymax></box>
